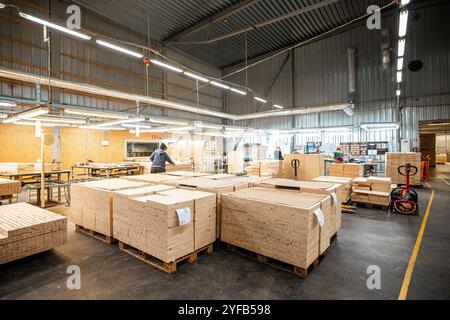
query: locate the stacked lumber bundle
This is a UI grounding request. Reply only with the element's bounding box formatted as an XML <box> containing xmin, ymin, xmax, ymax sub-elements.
<box><xmin>0</xmin><ymin>179</ymin><xmax>21</xmax><ymax>197</ymax></box>
<box><xmin>385</xmin><ymin>152</ymin><xmax>421</xmax><ymax>185</ymax></box>
<box><xmin>164</xmin><ymin>171</ymin><xmax>211</xmax><ymax>178</ymax></box>
<box><xmin>246</xmin><ymin>161</ymin><xmax>261</xmax><ymax>176</ymax></box>
<box><xmin>202</xmin><ymin>174</ymin><xmax>237</xmax><ymax>180</ymax></box>
<box><xmin>224</xmin><ymin>176</ymin><xmax>271</xmax><ymax>188</ymax></box>
<box><xmin>351</xmin><ymin>177</ymin><xmax>392</xmax><ymax>206</ymax></box>
<box><xmin>221</xmin><ymin>188</ymin><xmax>330</xmax><ymax>270</ymax></box>
<box><xmin>0</xmin><ymin>203</ymin><xmax>67</xmax><ymax>265</ymax></box>
<box><xmin>253</xmin><ymin>178</ymin><xmax>341</xmax><ymax>240</ymax></box>
<box><xmin>70</xmin><ymin>179</ymin><xmax>151</xmax><ymax>238</ymax></box>
<box><xmin>260</xmin><ymin>160</ymin><xmax>283</xmax><ymax>177</ymax></box>
<box><xmin>327</xmin><ymin>163</ymin><xmax>364</xmax><ymax>178</ymax></box>
<box><xmin>313</xmin><ymin>176</ymin><xmax>353</xmax><ymax>203</ymax></box>
<box><xmin>0</xmin><ymin>163</ymin><xmax>35</xmax><ymax>174</ymax></box>
<box><xmin>172</xmin><ymin>178</ymin><xmax>249</xmax><ymax>238</ymax></box>
<box><xmin>113</xmin><ymin>187</ymin><xmax>216</xmax><ymax>263</ymax></box>
<box><xmin>283</xmin><ymin>154</ymin><xmax>325</xmax><ymax>181</ymax></box>
<box><xmin>122</xmin><ymin>173</ymin><xmax>185</xmax><ymax>184</ymax></box>
<box><xmin>436</xmin><ymin>154</ymin><xmax>447</xmax><ymax>164</ymax></box>
<box><xmin>166</xmin><ymin>163</ymin><xmax>193</xmax><ymax>172</ymax></box>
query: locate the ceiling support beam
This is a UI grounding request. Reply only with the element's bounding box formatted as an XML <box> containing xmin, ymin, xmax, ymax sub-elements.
<box><xmin>165</xmin><ymin>0</ymin><xmax>260</xmax><ymax>44</ymax></box>
<box><xmin>170</xmin><ymin>0</ymin><xmax>339</xmax><ymax>45</ymax></box>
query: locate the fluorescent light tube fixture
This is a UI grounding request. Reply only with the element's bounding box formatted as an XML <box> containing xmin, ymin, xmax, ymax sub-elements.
<box><xmin>399</xmin><ymin>10</ymin><xmax>409</xmax><ymax>37</ymax></box>
<box><xmin>398</xmin><ymin>39</ymin><xmax>406</xmax><ymax>57</ymax></box>
<box><xmin>397</xmin><ymin>71</ymin><xmax>403</xmax><ymax>83</ymax></box>
<box><xmin>210</xmin><ymin>81</ymin><xmax>230</xmax><ymax>90</ymax></box>
<box><xmin>396</xmin><ymin>89</ymin><xmax>401</xmax><ymax>96</ymax></box>
<box><xmin>184</xmin><ymin>72</ymin><xmax>209</xmax><ymax>83</ymax></box>
<box><xmin>401</xmin><ymin>0</ymin><xmax>411</xmax><ymax>6</ymax></box>
<box><xmin>397</xmin><ymin>57</ymin><xmax>404</xmax><ymax>71</ymax></box>
<box><xmin>273</xmin><ymin>105</ymin><xmax>284</xmax><ymax>109</ymax></box>
<box><xmin>255</xmin><ymin>97</ymin><xmax>267</xmax><ymax>103</ymax></box>
<box><xmin>0</xmin><ymin>101</ymin><xmax>15</xmax><ymax>107</ymax></box>
<box><xmin>2</xmin><ymin>116</ymin><xmax>18</xmax><ymax>123</ymax></box>
<box><xmin>151</xmin><ymin>59</ymin><xmax>183</xmax><ymax>73</ymax></box>
<box><xmin>96</xmin><ymin>117</ymin><xmax>145</xmax><ymax>127</ymax></box>
<box><xmin>96</xmin><ymin>40</ymin><xmax>143</xmax><ymax>58</ymax></box>
<box><xmin>230</xmin><ymin>88</ymin><xmax>247</xmax><ymax>96</ymax></box>
<box><xmin>17</xmin><ymin>107</ymin><xmax>49</xmax><ymax>119</ymax></box>
<box><xmin>32</xmin><ymin>116</ymin><xmax>86</xmax><ymax>124</ymax></box>
<box><xmin>0</xmin><ymin>4</ymin><xmax>6</xmax><ymax>9</ymax></box>
<box><xmin>0</xmin><ymin>113</ymin><xmax>8</xmax><ymax>119</ymax></box>
<box><xmin>19</xmin><ymin>13</ymin><xmax>91</xmax><ymax>40</ymax></box>
<box><xmin>148</xmin><ymin>118</ymin><xmax>189</xmax><ymax>126</ymax></box>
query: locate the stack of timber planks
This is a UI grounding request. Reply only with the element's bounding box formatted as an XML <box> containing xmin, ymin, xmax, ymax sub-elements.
<box><xmin>327</xmin><ymin>163</ymin><xmax>364</xmax><ymax>178</ymax></box>
<box><xmin>283</xmin><ymin>154</ymin><xmax>325</xmax><ymax>181</ymax></box>
<box><xmin>253</xmin><ymin>178</ymin><xmax>341</xmax><ymax>249</ymax></box>
<box><xmin>0</xmin><ymin>203</ymin><xmax>67</xmax><ymax>265</ymax></box>
<box><xmin>70</xmin><ymin>179</ymin><xmax>151</xmax><ymax>238</ymax></box>
<box><xmin>221</xmin><ymin>188</ymin><xmax>330</xmax><ymax>270</ymax></box>
<box><xmin>0</xmin><ymin>179</ymin><xmax>21</xmax><ymax>197</ymax></box>
<box><xmin>436</xmin><ymin>154</ymin><xmax>447</xmax><ymax>164</ymax></box>
<box><xmin>385</xmin><ymin>152</ymin><xmax>421</xmax><ymax>185</ymax></box>
<box><xmin>351</xmin><ymin>177</ymin><xmax>393</xmax><ymax>206</ymax></box>
<box><xmin>312</xmin><ymin>176</ymin><xmax>353</xmax><ymax>203</ymax></box>
<box><xmin>166</xmin><ymin>163</ymin><xmax>193</xmax><ymax>172</ymax></box>
<box><xmin>122</xmin><ymin>173</ymin><xmax>186</xmax><ymax>184</ymax></box>
<box><xmin>164</xmin><ymin>171</ymin><xmax>211</xmax><ymax>178</ymax></box>
<box><xmin>113</xmin><ymin>187</ymin><xmax>216</xmax><ymax>263</ymax></box>
<box><xmin>246</xmin><ymin>160</ymin><xmax>283</xmax><ymax>177</ymax></box>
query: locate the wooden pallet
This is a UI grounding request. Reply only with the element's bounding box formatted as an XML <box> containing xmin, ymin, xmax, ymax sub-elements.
<box><xmin>75</xmin><ymin>225</ymin><xmax>116</xmax><ymax>244</ymax></box>
<box><xmin>352</xmin><ymin>202</ymin><xmax>389</xmax><ymax>211</ymax></box>
<box><xmin>118</xmin><ymin>242</ymin><xmax>214</xmax><ymax>273</ymax></box>
<box><xmin>224</xmin><ymin>239</ymin><xmax>334</xmax><ymax>279</ymax></box>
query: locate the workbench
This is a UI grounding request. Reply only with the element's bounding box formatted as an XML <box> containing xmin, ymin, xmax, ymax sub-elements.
<box><xmin>72</xmin><ymin>163</ymin><xmax>143</xmax><ymax>180</ymax></box>
<box><xmin>0</xmin><ymin>170</ymin><xmax>71</xmax><ymax>207</ymax></box>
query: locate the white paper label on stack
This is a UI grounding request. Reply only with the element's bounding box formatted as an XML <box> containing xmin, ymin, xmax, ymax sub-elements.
<box><xmin>176</xmin><ymin>207</ymin><xmax>191</xmax><ymax>226</ymax></box>
<box><xmin>331</xmin><ymin>193</ymin><xmax>338</xmax><ymax>204</ymax></box>
<box><xmin>314</xmin><ymin>208</ymin><xmax>324</xmax><ymax>226</ymax></box>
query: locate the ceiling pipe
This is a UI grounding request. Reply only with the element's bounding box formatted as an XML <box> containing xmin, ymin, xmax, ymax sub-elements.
<box><xmin>0</xmin><ymin>67</ymin><xmax>351</xmax><ymax>121</ymax></box>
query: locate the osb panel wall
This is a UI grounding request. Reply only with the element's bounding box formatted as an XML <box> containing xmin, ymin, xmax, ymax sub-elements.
<box><xmin>0</xmin><ymin>124</ymin><xmax>161</xmax><ymax>170</ymax></box>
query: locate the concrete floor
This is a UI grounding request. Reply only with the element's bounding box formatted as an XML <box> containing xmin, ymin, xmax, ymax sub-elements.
<box><xmin>1</xmin><ymin>165</ymin><xmax>449</xmax><ymax>300</ymax></box>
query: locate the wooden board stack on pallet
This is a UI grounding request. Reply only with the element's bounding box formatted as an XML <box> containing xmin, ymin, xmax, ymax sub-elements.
<box><xmin>312</xmin><ymin>176</ymin><xmax>353</xmax><ymax>203</ymax></box>
<box><xmin>122</xmin><ymin>173</ymin><xmax>186</xmax><ymax>184</ymax></box>
<box><xmin>436</xmin><ymin>154</ymin><xmax>447</xmax><ymax>164</ymax></box>
<box><xmin>0</xmin><ymin>179</ymin><xmax>21</xmax><ymax>197</ymax></box>
<box><xmin>164</xmin><ymin>171</ymin><xmax>211</xmax><ymax>178</ymax></box>
<box><xmin>247</xmin><ymin>161</ymin><xmax>261</xmax><ymax>176</ymax></box>
<box><xmin>224</xmin><ymin>176</ymin><xmax>272</xmax><ymax>188</ymax></box>
<box><xmin>351</xmin><ymin>177</ymin><xmax>393</xmax><ymax>207</ymax></box>
<box><xmin>0</xmin><ymin>203</ymin><xmax>67</xmax><ymax>265</ymax></box>
<box><xmin>168</xmin><ymin>177</ymin><xmax>249</xmax><ymax>238</ymax></box>
<box><xmin>253</xmin><ymin>178</ymin><xmax>341</xmax><ymax>243</ymax></box>
<box><xmin>283</xmin><ymin>154</ymin><xmax>325</xmax><ymax>181</ymax></box>
<box><xmin>221</xmin><ymin>188</ymin><xmax>331</xmax><ymax>277</ymax></box>
<box><xmin>327</xmin><ymin>163</ymin><xmax>364</xmax><ymax>178</ymax></box>
<box><xmin>385</xmin><ymin>152</ymin><xmax>421</xmax><ymax>185</ymax></box>
<box><xmin>246</xmin><ymin>161</ymin><xmax>283</xmax><ymax>177</ymax></box>
<box><xmin>70</xmin><ymin>179</ymin><xmax>151</xmax><ymax>241</ymax></box>
<box><xmin>166</xmin><ymin>163</ymin><xmax>193</xmax><ymax>172</ymax></box>
<box><xmin>113</xmin><ymin>187</ymin><xmax>216</xmax><ymax>272</ymax></box>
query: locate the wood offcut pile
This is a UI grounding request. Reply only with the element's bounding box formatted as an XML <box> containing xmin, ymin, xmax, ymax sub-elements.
<box><xmin>327</xmin><ymin>163</ymin><xmax>364</xmax><ymax>178</ymax></box>
<box><xmin>70</xmin><ymin>179</ymin><xmax>151</xmax><ymax>241</ymax></box>
<box><xmin>351</xmin><ymin>177</ymin><xmax>393</xmax><ymax>207</ymax></box>
<box><xmin>0</xmin><ymin>179</ymin><xmax>21</xmax><ymax>197</ymax></box>
<box><xmin>113</xmin><ymin>186</ymin><xmax>216</xmax><ymax>272</ymax></box>
<box><xmin>221</xmin><ymin>188</ymin><xmax>333</xmax><ymax>277</ymax></box>
<box><xmin>283</xmin><ymin>154</ymin><xmax>325</xmax><ymax>181</ymax></box>
<box><xmin>0</xmin><ymin>203</ymin><xmax>67</xmax><ymax>265</ymax></box>
<box><xmin>312</xmin><ymin>176</ymin><xmax>353</xmax><ymax>203</ymax></box>
<box><xmin>385</xmin><ymin>152</ymin><xmax>421</xmax><ymax>185</ymax></box>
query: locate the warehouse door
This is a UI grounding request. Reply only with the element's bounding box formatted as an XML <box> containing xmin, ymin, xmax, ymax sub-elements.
<box><xmin>419</xmin><ymin>120</ymin><xmax>450</xmax><ymax>167</ymax></box>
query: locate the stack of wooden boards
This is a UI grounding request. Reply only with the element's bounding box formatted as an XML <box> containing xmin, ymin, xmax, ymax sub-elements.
<box><xmin>70</xmin><ymin>179</ymin><xmax>153</xmax><ymax>239</ymax></box>
<box><xmin>0</xmin><ymin>179</ymin><xmax>21</xmax><ymax>197</ymax></box>
<box><xmin>0</xmin><ymin>203</ymin><xmax>67</xmax><ymax>265</ymax></box>
<box><xmin>385</xmin><ymin>152</ymin><xmax>421</xmax><ymax>185</ymax></box>
<box><xmin>436</xmin><ymin>154</ymin><xmax>447</xmax><ymax>164</ymax></box>
<box><xmin>351</xmin><ymin>177</ymin><xmax>393</xmax><ymax>207</ymax></box>
<box><xmin>247</xmin><ymin>160</ymin><xmax>283</xmax><ymax>178</ymax></box>
<box><xmin>327</xmin><ymin>163</ymin><xmax>364</xmax><ymax>178</ymax></box>
<box><xmin>113</xmin><ymin>186</ymin><xmax>216</xmax><ymax>265</ymax></box>
<box><xmin>221</xmin><ymin>187</ymin><xmax>333</xmax><ymax>273</ymax></box>
<box><xmin>312</xmin><ymin>176</ymin><xmax>353</xmax><ymax>203</ymax></box>
<box><xmin>166</xmin><ymin>163</ymin><xmax>193</xmax><ymax>172</ymax></box>
<box><xmin>283</xmin><ymin>154</ymin><xmax>325</xmax><ymax>181</ymax></box>
<box><xmin>0</xmin><ymin>162</ymin><xmax>59</xmax><ymax>174</ymax></box>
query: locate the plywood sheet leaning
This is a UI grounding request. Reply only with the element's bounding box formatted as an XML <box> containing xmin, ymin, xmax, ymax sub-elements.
<box><xmin>253</xmin><ymin>178</ymin><xmax>341</xmax><ymax>247</ymax></box>
<box><xmin>283</xmin><ymin>155</ymin><xmax>325</xmax><ymax>181</ymax></box>
<box><xmin>69</xmin><ymin>179</ymin><xmax>151</xmax><ymax>238</ymax></box>
<box><xmin>113</xmin><ymin>188</ymin><xmax>216</xmax><ymax>265</ymax></box>
<box><xmin>313</xmin><ymin>176</ymin><xmax>353</xmax><ymax>203</ymax></box>
<box><xmin>0</xmin><ymin>179</ymin><xmax>21</xmax><ymax>197</ymax></box>
<box><xmin>385</xmin><ymin>152</ymin><xmax>421</xmax><ymax>185</ymax></box>
<box><xmin>0</xmin><ymin>203</ymin><xmax>67</xmax><ymax>265</ymax></box>
<box><xmin>221</xmin><ymin>188</ymin><xmax>326</xmax><ymax>270</ymax></box>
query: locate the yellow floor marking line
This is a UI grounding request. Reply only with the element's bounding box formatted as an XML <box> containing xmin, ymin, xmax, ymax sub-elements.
<box><xmin>441</xmin><ymin>179</ymin><xmax>450</xmax><ymax>187</ymax></box>
<box><xmin>398</xmin><ymin>189</ymin><xmax>436</xmax><ymax>300</ymax></box>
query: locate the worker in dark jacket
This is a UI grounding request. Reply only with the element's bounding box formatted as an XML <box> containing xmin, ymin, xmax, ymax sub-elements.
<box><xmin>150</xmin><ymin>143</ymin><xmax>174</xmax><ymax>173</ymax></box>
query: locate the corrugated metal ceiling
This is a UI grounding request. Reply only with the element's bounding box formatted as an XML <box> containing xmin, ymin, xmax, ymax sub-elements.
<box><xmin>75</xmin><ymin>0</ymin><xmax>396</xmax><ymax>68</ymax></box>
